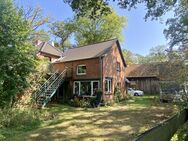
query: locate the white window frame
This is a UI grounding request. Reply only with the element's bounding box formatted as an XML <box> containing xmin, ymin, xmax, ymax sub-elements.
<box><xmin>77</xmin><ymin>64</ymin><xmax>86</xmax><ymax>75</ymax></box>
<box><xmin>73</xmin><ymin>81</ymin><xmax>100</xmax><ymax>96</ymax></box>
<box><xmin>91</xmin><ymin>81</ymin><xmax>100</xmax><ymax>96</ymax></box>
<box><xmin>105</xmin><ymin>78</ymin><xmax>112</xmax><ymax>93</ymax></box>
<box><xmin>73</xmin><ymin>81</ymin><xmax>80</xmax><ymax>95</ymax></box>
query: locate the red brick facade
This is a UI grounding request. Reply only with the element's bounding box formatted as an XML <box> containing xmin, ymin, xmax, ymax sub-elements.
<box><xmin>52</xmin><ymin>42</ymin><xmax>127</xmax><ymax>102</ymax></box>
<box><xmin>53</xmin><ymin>58</ymin><xmax>101</xmax><ymax>80</ymax></box>
<box><xmin>102</xmin><ymin>43</ymin><xmax>126</xmax><ymax>102</ymax></box>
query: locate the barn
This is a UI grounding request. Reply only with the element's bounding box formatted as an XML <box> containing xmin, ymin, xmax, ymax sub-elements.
<box><xmin>125</xmin><ymin>64</ymin><xmax>160</xmax><ymax>94</ymax></box>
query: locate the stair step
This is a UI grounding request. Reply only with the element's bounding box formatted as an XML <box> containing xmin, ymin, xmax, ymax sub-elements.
<box><xmin>34</xmin><ymin>70</ymin><xmax>67</xmax><ymax>107</ymax></box>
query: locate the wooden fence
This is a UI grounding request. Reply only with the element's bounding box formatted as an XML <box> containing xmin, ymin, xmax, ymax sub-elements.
<box><xmin>133</xmin><ymin>109</ymin><xmax>188</xmax><ymax>141</ymax></box>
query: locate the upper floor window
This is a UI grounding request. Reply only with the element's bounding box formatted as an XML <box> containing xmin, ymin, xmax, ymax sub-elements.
<box><xmin>77</xmin><ymin>64</ymin><xmax>86</xmax><ymax>75</ymax></box>
<box><xmin>117</xmin><ymin>62</ymin><xmax>121</xmax><ymax>72</ymax></box>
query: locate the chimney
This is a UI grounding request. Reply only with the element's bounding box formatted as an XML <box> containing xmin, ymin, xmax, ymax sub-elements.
<box><xmin>50</xmin><ymin>41</ymin><xmax>54</xmax><ymax>46</ymax></box>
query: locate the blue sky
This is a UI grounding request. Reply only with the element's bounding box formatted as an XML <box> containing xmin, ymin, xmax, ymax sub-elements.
<box><xmin>16</xmin><ymin>0</ymin><xmax>172</xmax><ymax>55</ymax></box>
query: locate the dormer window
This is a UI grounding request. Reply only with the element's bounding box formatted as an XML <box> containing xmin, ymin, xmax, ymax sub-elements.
<box><xmin>77</xmin><ymin>64</ymin><xmax>86</xmax><ymax>75</ymax></box>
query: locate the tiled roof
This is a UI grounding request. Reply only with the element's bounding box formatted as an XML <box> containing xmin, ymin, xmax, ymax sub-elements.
<box><xmin>125</xmin><ymin>64</ymin><xmax>159</xmax><ymax>78</ymax></box>
<box><xmin>37</xmin><ymin>42</ymin><xmax>62</xmax><ymax>57</ymax></box>
<box><xmin>125</xmin><ymin>62</ymin><xmax>185</xmax><ymax>81</ymax></box>
<box><xmin>54</xmin><ymin>39</ymin><xmax>126</xmax><ymax>67</ymax></box>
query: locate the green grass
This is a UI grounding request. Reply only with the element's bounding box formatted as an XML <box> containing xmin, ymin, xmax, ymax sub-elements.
<box><xmin>4</xmin><ymin>95</ymin><xmax>178</xmax><ymax>141</ymax></box>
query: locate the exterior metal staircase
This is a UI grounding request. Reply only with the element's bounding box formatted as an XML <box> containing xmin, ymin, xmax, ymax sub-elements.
<box><xmin>34</xmin><ymin>69</ymin><xmax>66</xmax><ymax>108</ymax></box>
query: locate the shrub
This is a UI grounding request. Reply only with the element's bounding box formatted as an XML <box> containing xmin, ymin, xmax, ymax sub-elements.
<box><xmin>68</xmin><ymin>97</ymin><xmax>90</xmax><ymax>108</ymax></box>
<box><xmin>0</xmin><ymin>107</ymin><xmax>56</xmax><ymax>140</ymax></box>
<box><xmin>0</xmin><ymin>108</ymin><xmax>40</xmax><ymax>129</ymax></box>
<box><xmin>171</xmin><ymin>121</ymin><xmax>188</xmax><ymax>141</ymax></box>
<box><xmin>114</xmin><ymin>86</ymin><xmax>122</xmax><ymax>103</ymax></box>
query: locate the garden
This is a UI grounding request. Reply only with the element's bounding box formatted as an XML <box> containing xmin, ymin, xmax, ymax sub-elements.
<box><xmin>1</xmin><ymin>95</ymin><xmax>179</xmax><ymax>141</ymax></box>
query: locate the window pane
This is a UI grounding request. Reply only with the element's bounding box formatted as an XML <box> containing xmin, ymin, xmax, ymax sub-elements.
<box><xmin>109</xmin><ymin>80</ymin><xmax>111</xmax><ymax>92</ymax></box>
<box><xmin>74</xmin><ymin>82</ymin><xmax>79</xmax><ymax>95</ymax></box>
<box><xmin>80</xmin><ymin>82</ymin><xmax>91</xmax><ymax>96</ymax></box>
<box><xmin>105</xmin><ymin>80</ymin><xmax>108</xmax><ymax>92</ymax></box>
<box><xmin>93</xmin><ymin>81</ymin><xmax>99</xmax><ymax>96</ymax></box>
<box><xmin>78</xmin><ymin>65</ymin><xmax>86</xmax><ymax>74</ymax></box>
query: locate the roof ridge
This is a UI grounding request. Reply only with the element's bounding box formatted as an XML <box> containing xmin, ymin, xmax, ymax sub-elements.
<box><xmin>68</xmin><ymin>38</ymin><xmax>118</xmax><ymax>50</ymax></box>
<box><xmin>40</xmin><ymin>42</ymin><xmax>46</xmax><ymax>51</ymax></box>
<box><xmin>46</xmin><ymin>42</ymin><xmax>63</xmax><ymax>54</ymax></box>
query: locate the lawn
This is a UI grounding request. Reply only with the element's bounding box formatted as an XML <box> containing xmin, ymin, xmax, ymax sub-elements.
<box><xmin>8</xmin><ymin>95</ymin><xmax>178</xmax><ymax>141</ymax></box>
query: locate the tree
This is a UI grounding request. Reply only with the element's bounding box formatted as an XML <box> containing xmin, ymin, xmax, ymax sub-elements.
<box><xmin>75</xmin><ymin>11</ymin><xmax>126</xmax><ymax>46</ymax></box>
<box><xmin>0</xmin><ymin>0</ymin><xmax>34</xmax><ymax>108</ymax></box>
<box><xmin>64</xmin><ymin>0</ymin><xmax>188</xmax><ymax>48</ymax></box>
<box><xmin>22</xmin><ymin>6</ymin><xmax>50</xmax><ymax>42</ymax></box>
<box><xmin>122</xmin><ymin>49</ymin><xmax>137</xmax><ymax>64</ymax></box>
<box><xmin>134</xmin><ymin>45</ymin><xmax>168</xmax><ymax>64</ymax></box>
<box><xmin>50</xmin><ymin>20</ymin><xmax>76</xmax><ymax>51</ymax></box>
<box><xmin>50</xmin><ymin>11</ymin><xmax>127</xmax><ymax>46</ymax></box>
<box><xmin>148</xmin><ymin>45</ymin><xmax>168</xmax><ymax>62</ymax></box>
<box><xmin>63</xmin><ymin>0</ymin><xmax>111</xmax><ymax>19</ymax></box>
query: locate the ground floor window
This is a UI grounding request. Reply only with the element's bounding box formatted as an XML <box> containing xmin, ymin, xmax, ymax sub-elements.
<box><xmin>105</xmin><ymin>78</ymin><xmax>112</xmax><ymax>93</ymax></box>
<box><xmin>73</xmin><ymin>80</ymin><xmax>100</xmax><ymax>96</ymax></box>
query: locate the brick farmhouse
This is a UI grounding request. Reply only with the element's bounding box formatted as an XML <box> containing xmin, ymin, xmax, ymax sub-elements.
<box><xmin>52</xmin><ymin>39</ymin><xmax>128</xmax><ymax>102</ymax></box>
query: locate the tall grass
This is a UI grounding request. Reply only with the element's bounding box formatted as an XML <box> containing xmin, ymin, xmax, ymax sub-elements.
<box><xmin>0</xmin><ymin>106</ymin><xmax>56</xmax><ymax>141</ymax></box>
<box><xmin>0</xmin><ymin>108</ymin><xmax>40</xmax><ymax>140</ymax></box>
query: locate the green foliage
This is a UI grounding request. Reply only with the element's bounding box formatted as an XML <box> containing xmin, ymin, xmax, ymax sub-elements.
<box><xmin>114</xmin><ymin>86</ymin><xmax>122</xmax><ymax>103</ymax></box>
<box><xmin>171</xmin><ymin>121</ymin><xmax>188</xmax><ymax>141</ymax></box>
<box><xmin>64</xmin><ymin>0</ymin><xmax>188</xmax><ymax>49</ymax></box>
<box><xmin>135</xmin><ymin>45</ymin><xmax>168</xmax><ymax>64</ymax></box>
<box><xmin>0</xmin><ymin>0</ymin><xmax>35</xmax><ymax>108</ymax></box>
<box><xmin>123</xmin><ymin>49</ymin><xmax>139</xmax><ymax>64</ymax></box>
<box><xmin>0</xmin><ymin>108</ymin><xmax>40</xmax><ymax>128</ymax></box>
<box><xmin>0</xmin><ymin>108</ymin><xmax>40</xmax><ymax>140</ymax></box>
<box><xmin>76</xmin><ymin>11</ymin><xmax>127</xmax><ymax>46</ymax></box>
<box><xmin>69</xmin><ymin>97</ymin><xmax>91</xmax><ymax>108</ymax></box>
<box><xmin>50</xmin><ymin>20</ymin><xmax>76</xmax><ymax>51</ymax></box>
<box><xmin>50</xmin><ymin>10</ymin><xmax>127</xmax><ymax>46</ymax></box>
<box><xmin>0</xmin><ymin>107</ymin><xmax>56</xmax><ymax>140</ymax></box>
<box><xmin>22</xmin><ymin>6</ymin><xmax>50</xmax><ymax>43</ymax></box>
<box><xmin>64</xmin><ymin>0</ymin><xmax>177</xmax><ymax>20</ymax></box>
<box><xmin>64</xmin><ymin>0</ymin><xmax>111</xmax><ymax>19</ymax></box>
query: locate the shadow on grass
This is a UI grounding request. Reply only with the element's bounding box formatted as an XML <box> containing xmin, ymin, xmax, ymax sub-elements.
<box><xmin>7</xmin><ymin>96</ymin><xmax>177</xmax><ymax>141</ymax></box>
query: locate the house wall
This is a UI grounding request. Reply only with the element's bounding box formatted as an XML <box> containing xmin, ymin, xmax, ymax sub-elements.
<box><xmin>53</xmin><ymin>58</ymin><xmax>101</xmax><ymax>80</ymax></box>
<box><xmin>128</xmin><ymin>77</ymin><xmax>160</xmax><ymax>94</ymax></box>
<box><xmin>102</xmin><ymin>43</ymin><xmax>127</xmax><ymax>102</ymax></box>
<box><xmin>37</xmin><ymin>52</ymin><xmax>60</xmax><ymax>62</ymax></box>
<box><xmin>52</xmin><ymin>58</ymin><xmax>101</xmax><ymax>99</ymax></box>
<box><xmin>52</xmin><ymin>44</ymin><xmax>127</xmax><ymax>103</ymax></box>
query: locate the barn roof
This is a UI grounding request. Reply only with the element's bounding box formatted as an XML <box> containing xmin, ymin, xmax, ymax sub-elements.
<box><xmin>125</xmin><ymin>64</ymin><xmax>159</xmax><ymax>78</ymax></box>
<box><xmin>125</xmin><ymin>62</ymin><xmax>185</xmax><ymax>81</ymax></box>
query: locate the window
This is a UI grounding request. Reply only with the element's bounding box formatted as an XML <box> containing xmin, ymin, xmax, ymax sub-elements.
<box><xmin>73</xmin><ymin>81</ymin><xmax>99</xmax><ymax>96</ymax></box>
<box><xmin>105</xmin><ymin>78</ymin><xmax>112</xmax><ymax>93</ymax></box>
<box><xmin>92</xmin><ymin>81</ymin><xmax>100</xmax><ymax>96</ymax></box>
<box><xmin>77</xmin><ymin>65</ymin><xmax>86</xmax><ymax>75</ymax></box>
<box><xmin>73</xmin><ymin>81</ymin><xmax>80</xmax><ymax>95</ymax></box>
<box><xmin>80</xmin><ymin>81</ymin><xmax>91</xmax><ymax>96</ymax></box>
<box><xmin>117</xmin><ymin>62</ymin><xmax>121</xmax><ymax>72</ymax></box>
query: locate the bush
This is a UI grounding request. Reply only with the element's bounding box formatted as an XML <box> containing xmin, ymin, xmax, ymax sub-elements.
<box><xmin>171</xmin><ymin>121</ymin><xmax>188</xmax><ymax>141</ymax></box>
<box><xmin>114</xmin><ymin>86</ymin><xmax>122</xmax><ymax>103</ymax></box>
<box><xmin>0</xmin><ymin>108</ymin><xmax>40</xmax><ymax>129</ymax></box>
<box><xmin>68</xmin><ymin>97</ymin><xmax>91</xmax><ymax>108</ymax></box>
<box><xmin>0</xmin><ymin>107</ymin><xmax>56</xmax><ymax>140</ymax></box>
